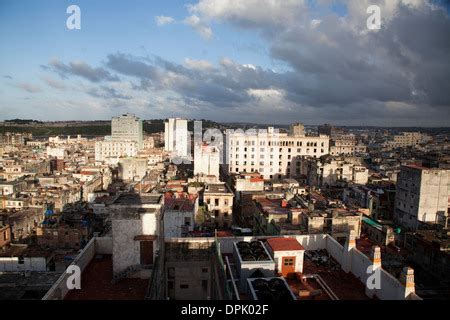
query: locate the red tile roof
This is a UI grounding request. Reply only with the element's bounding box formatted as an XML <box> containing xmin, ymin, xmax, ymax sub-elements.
<box><xmin>266</xmin><ymin>237</ymin><xmax>305</xmax><ymax>251</ymax></box>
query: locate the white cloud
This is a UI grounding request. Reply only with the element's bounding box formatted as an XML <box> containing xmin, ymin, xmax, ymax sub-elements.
<box><xmin>187</xmin><ymin>0</ymin><xmax>307</xmax><ymax>28</ymax></box>
<box><xmin>184</xmin><ymin>58</ymin><xmax>214</xmax><ymax>71</ymax></box>
<box><xmin>155</xmin><ymin>15</ymin><xmax>175</xmax><ymax>26</ymax></box>
<box><xmin>184</xmin><ymin>15</ymin><xmax>213</xmax><ymax>39</ymax></box>
<box><xmin>311</xmin><ymin>19</ymin><xmax>321</xmax><ymax>28</ymax></box>
<box><xmin>247</xmin><ymin>88</ymin><xmax>285</xmax><ymax>100</ymax></box>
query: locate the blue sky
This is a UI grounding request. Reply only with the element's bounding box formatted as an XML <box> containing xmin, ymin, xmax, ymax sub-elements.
<box><xmin>0</xmin><ymin>0</ymin><xmax>271</xmax><ymax>83</ymax></box>
<box><xmin>1</xmin><ymin>0</ymin><xmax>449</xmax><ymax>126</ymax></box>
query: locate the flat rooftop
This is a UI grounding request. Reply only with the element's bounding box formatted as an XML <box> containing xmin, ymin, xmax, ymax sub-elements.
<box><xmin>0</xmin><ymin>272</ymin><xmax>62</xmax><ymax>300</ymax></box>
<box><xmin>112</xmin><ymin>193</ymin><xmax>162</xmax><ymax>205</ymax></box>
<box><xmin>204</xmin><ymin>183</ymin><xmax>233</xmax><ymax>194</ymax></box>
<box><xmin>0</xmin><ymin>245</ymin><xmax>54</xmax><ymax>258</ymax></box>
<box><xmin>65</xmin><ymin>255</ymin><xmax>148</xmax><ymax>300</ymax></box>
<box><xmin>303</xmin><ymin>251</ymin><xmax>372</xmax><ymax>300</ymax></box>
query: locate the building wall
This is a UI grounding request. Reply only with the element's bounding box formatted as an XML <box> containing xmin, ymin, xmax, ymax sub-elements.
<box><xmin>42</xmin><ymin>237</ymin><xmax>104</xmax><ymax>300</ymax></box>
<box><xmin>111</xmin><ymin>113</ymin><xmax>143</xmax><ymax>149</ymax></box>
<box><xmin>0</xmin><ymin>225</ymin><xmax>11</xmax><ymax>248</ymax></box>
<box><xmin>270</xmin><ymin>249</ymin><xmax>304</xmax><ymax>274</ymax></box>
<box><xmin>301</xmin><ymin>157</ymin><xmax>369</xmax><ymax>187</ymax></box>
<box><xmin>395</xmin><ymin>166</ymin><xmax>449</xmax><ymax>230</ymax></box>
<box><xmin>165</xmin><ymin>118</ymin><xmax>189</xmax><ymax>158</ymax></box>
<box><xmin>118</xmin><ymin>157</ymin><xmax>147</xmax><ymax>181</ymax></box>
<box><xmin>194</xmin><ymin>144</ymin><xmax>220</xmax><ymax>177</ymax></box>
<box><xmin>0</xmin><ymin>256</ymin><xmax>48</xmax><ymax>272</ymax></box>
<box><xmin>227</xmin><ymin>128</ymin><xmax>329</xmax><ymax>179</ymax></box>
<box><xmin>164</xmin><ymin>211</ymin><xmax>195</xmax><ymax>238</ymax></box>
<box><xmin>204</xmin><ymin>194</ymin><xmax>233</xmax><ymax>227</ymax></box>
<box><xmin>94</xmin><ymin>140</ymin><xmax>138</xmax><ymax>163</ymax></box>
<box><xmin>166</xmin><ymin>261</ymin><xmax>211</xmax><ymax>300</ymax></box>
<box><xmin>112</xmin><ymin>213</ymin><xmax>158</xmax><ymax>273</ymax></box>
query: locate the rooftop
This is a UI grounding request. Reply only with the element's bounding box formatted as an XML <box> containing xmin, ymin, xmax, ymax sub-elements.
<box><xmin>112</xmin><ymin>193</ymin><xmax>162</xmax><ymax>205</ymax></box>
<box><xmin>266</xmin><ymin>238</ymin><xmax>305</xmax><ymax>251</ymax></box>
<box><xmin>65</xmin><ymin>255</ymin><xmax>148</xmax><ymax>300</ymax></box>
<box><xmin>303</xmin><ymin>250</ymin><xmax>372</xmax><ymax>300</ymax></box>
<box><xmin>204</xmin><ymin>183</ymin><xmax>233</xmax><ymax>194</ymax></box>
<box><xmin>164</xmin><ymin>192</ymin><xmax>197</xmax><ymax>211</ymax></box>
<box><xmin>0</xmin><ymin>244</ymin><xmax>54</xmax><ymax>258</ymax></box>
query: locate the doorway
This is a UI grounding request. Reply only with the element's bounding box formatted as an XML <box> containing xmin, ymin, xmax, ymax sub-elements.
<box><xmin>140</xmin><ymin>241</ymin><xmax>154</xmax><ymax>265</ymax></box>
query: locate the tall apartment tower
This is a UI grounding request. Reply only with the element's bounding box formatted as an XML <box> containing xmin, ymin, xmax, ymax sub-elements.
<box><xmin>164</xmin><ymin>118</ymin><xmax>189</xmax><ymax>158</ymax></box>
<box><xmin>111</xmin><ymin>113</ymin><xmax>143</xmax><ymax>150</ymax></box>
<box><xmin>394</xmin><ymin>165</ymin><xmax>449</xmax><ymax>230</ymax></box>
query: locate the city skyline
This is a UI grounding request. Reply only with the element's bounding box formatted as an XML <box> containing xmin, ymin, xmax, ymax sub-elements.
<box><xmin>1</xmin><ymin>0</ymin><xmax>450</xmax><ymax>126</ymax></box>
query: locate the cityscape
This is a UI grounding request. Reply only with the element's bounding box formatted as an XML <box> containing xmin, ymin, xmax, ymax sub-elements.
<box><xmin>0</xmin><ymin>0</ymin><xmax>449</xmax><ymax>309</ymax></box>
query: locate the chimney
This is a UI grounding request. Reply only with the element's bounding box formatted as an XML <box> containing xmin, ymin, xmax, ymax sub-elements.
<box><xmin>400</xmin><ymin>266</ymin><xmax>415</xmax><ymax>298</ymax></box>
<box><xmin>344</xmin><ymin>230</ymin><xmax>356</xmax><ymax>251</ymax></box>
<box><xmin>370</xmin><ymin>246</ymin><xmax>382</xmax><ymax>268</ymax></box>
<box><xmin>342</xmin><ymin>230</ymin><xmax>356</xmax><ymax>273</ymax></box>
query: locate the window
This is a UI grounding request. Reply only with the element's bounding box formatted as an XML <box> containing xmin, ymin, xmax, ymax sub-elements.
<box><xmin>202</xmin><ymin>268</ymin><xmax>208</xmax><ymax>273</ymax></box>
<box><xmin>283</xmin><ymin>258</ymin><xmax>294</xmax><ymax>266</ymax></box>
<box><xmin>180</xmin><ymin>284</ymin><xmax>189</xmax><ymax>289</ymax></box>
<box><xmin>215</xmin><ymin>199</ymin><xmax>219</xmax><ymax>206</ymax></box>
<box><xmin>18</xmin><ymin>256</ymin><xmax>24</xmax><ymax>264</ymax></box>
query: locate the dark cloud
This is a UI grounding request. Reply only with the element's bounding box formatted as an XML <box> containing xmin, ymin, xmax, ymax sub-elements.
<box><xmin>3</xmin><ymin>75</ymin><xmax>13</xmax><ymax>80</ymax></box>
<box><xmin>87</xmin><ymin>86</ymin><xmax>132</xmax><ymax>100</ymax></box>
<box><xmin>154</xmin><ymin>0</ymin><xmax>448</xmax><ymax>125</ymax></box>
<box><xmin>45</xmin><ymin>59</ymin><xmax>119</xmax><ymax>83</ymax></box>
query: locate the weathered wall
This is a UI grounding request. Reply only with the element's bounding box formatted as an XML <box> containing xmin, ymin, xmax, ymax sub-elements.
<box><xmin>42</xmin><ymin>237</ymin><xmax>96</xmax><ymax>300</ymax></box>
<box><xmin>0</xmin><ymin>257</ymin><xmax>48</xmax><ymax>272</ymax></box>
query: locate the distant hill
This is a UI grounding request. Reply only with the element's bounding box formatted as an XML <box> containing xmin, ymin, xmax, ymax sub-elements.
<box><xmin>0</xmin><ymin>118</ymin><xmax>230</xmax><ymax>136</ymax></box>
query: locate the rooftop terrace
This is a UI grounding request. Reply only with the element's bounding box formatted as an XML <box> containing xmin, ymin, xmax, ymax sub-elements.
<box><xmin>65</xmin><ymin>255</ymin><xmax>148</xmax><ymax>300</ymax></box>
<box><xmin>112</xmin><ymin>193</ymin><xmax>162</xmax><ymax>206</ymax></box>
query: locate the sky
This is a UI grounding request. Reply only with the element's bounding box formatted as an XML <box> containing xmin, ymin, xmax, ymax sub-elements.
<box><xmin>0</xmin><ymin>0</ymin><xmax>449</xmax><ymax>126</ymax></box>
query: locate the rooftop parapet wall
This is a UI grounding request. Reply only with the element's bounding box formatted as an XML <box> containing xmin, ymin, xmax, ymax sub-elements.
<box><xmin>42</xmin><ymin>236</ymin><xmax>112</xmax><ymax>300</ymax></box>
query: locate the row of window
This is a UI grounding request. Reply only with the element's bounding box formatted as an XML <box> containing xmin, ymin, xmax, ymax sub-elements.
<box><xmin>230</xmin><ymin>167</ymin><xmax>301</xmax><ymax>175</ymax></box>
<box><xmin>231</xmin><ymin>148</ymin><xmax>324</xmax><ymax>159</ymax></box>
<box><xmin>231</xmin><ymin>140</ymin><xmax>325</xmax><ymax>147</ymax></box>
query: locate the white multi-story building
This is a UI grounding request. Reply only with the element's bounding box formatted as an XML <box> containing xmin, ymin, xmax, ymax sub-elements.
<box><xmin>94</xmin><ymin>139</ymin><xmax>138</xmax><ymax>164</ymax></box>
<box><xmin>394</xmin><ymin>165</ymin><xmax>449</xmax><ymax>230</ymax></box>
<box><xmin>111</xmin><ymin>113</ymin><xmax>143</xmax><ymax>150</ymax></box>
<box><xmin>95</xmin><ymin>114</ymin><xmax>143</xmax><ymax>163</ymax></box>
<box><xmin>226</xmin><ymin>126</ymin><xmax>329</xmax><ymax>179</ymax></box>
<box><xmin>164</xmin><ymin>118</ymin><xmax>190</xmax><ymax>158</ymax></box>
<box><xmin>194</xmin><ymin>143</ymin><xmax>220</xmax><ymax>177</ymax></box>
